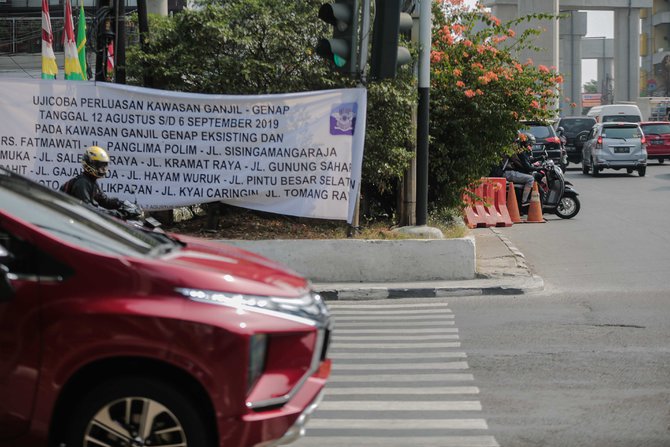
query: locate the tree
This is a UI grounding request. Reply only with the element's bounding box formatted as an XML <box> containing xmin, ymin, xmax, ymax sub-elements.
<box><xmin>583</xmin><ymin>79</ymin><xmax>598</xmax><ymax>93</ymax></box>
<box><xmin>428</xmin><ymin>1</ymin><xmax>563</xmax><ymax>209</ymax></box>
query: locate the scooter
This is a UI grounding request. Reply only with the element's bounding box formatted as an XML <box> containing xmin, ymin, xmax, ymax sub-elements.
<box><xmin>514</xmin><ymin>151</ymin><xmax>581</xmax><ymax>219</ymax></box>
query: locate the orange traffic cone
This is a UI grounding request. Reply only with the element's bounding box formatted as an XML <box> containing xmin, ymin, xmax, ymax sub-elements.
<box><xmin>506</xmin><ymin>181</ymin><xmax>522</xmax><ymax>224</ymax></box>
<box><xmin>525</xmin><ymin>182</ymin><xmax>545</xmax><ymax>223</ymax></box>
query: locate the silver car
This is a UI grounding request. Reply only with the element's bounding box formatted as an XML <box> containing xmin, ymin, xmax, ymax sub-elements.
<box><xmin>580</xmin><ymin>122</ymin><xmax>647</xmax><ymax>177</ymax></box>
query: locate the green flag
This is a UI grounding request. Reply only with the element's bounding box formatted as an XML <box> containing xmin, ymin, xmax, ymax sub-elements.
<box><xmin>76</xmin><ymin>3</ymin><xmax>88</xmax><ymax>80</ymax></box>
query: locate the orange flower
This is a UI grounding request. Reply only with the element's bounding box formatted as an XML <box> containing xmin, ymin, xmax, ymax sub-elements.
<box><xmin>456</xmin><ymin>80</ymin><xmax>466</xmax><ymax>88</ymax></box>
<box><xmin>490</xmin><ymin>15</ymin><xmax>501</xmax><ymax>26</ymax></box>
<box><xmin>463</xmin><ymin>39</ymin><xmax>473</xmax><ymax>47</ymax></box>
<box><xmin>475</xmin><ymin>89</ymin><xmax>483</xmax><ymax>95</ymax></box>
<box><xmin>431</xmin><ymin>50</ymin><xmax>444</xmax><ymax>63</ymax></box>
<box><xmin>538</xmin><ymin>65</ymin><xmax>550</xmax><ymax>73</ymax></box>
<box><xmin>507</xmin><ymin>29</ymin><xmax>516</xmax><ymax>38</ymax></box>
<box><xmin>570</xmin><ymin>102</ymin><xmax>577</xmax><ymax>108</ymax></box>
<box><xmin>531</xmin><ymin>100</ymin><xmax>540</xmax><ymax>109</ymax></box>
<box><xmin>453</xmin><ymin>68</ymin><xmax>462</xmax><ymax>76</ymax></box>
<box><xmin>465</xmin><ymin>89</ymin><xmax>476</xmax><ymax>98</ymax></box>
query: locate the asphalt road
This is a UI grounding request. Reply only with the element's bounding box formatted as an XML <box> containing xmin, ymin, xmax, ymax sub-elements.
<box><xmin>299</xmin><ymin>164</ymin><xmax>670</xmax><ymax>447</ymax></box>
<box><xmin>452</xmin><ymin>164</ymin><xmax>670</xmax><ymax>447</ymax></box>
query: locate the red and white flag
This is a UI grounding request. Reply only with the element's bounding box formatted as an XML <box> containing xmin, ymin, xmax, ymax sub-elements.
<box><xmin>41</xmin><ymin>0</ymin><xmax>58</xmax><ymax>79</ymax></box>
<box><xmin>106</xmin><ymin>41</ymin><xmax>115</xmax><ymax>80</ymax></box>
<box><xmin>63</xmin><ymin>0</ymin><xmax>84</xmax><ymax>80</ymax></box>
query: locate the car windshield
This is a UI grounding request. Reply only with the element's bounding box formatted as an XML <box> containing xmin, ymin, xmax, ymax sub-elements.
<box><xmin>529</xmin><ymin>126</ymin><xmax>553</xmax><ymax>139</ymax></box>
<box><xmin>601</xmin><ymin>126</ymin><xmax>642</xmax><ymax>139</ymax></box>
<box><xmin>640</xmin><ymin>123</ymin><xmax>670</xmax><ymax>135</ymax></box>
<box><xmin>560</xmin><ymin>119</ymin><xmax>595</xmax><ymax>134</ymax></box>
<box><xmin>602</xmin><ymin>115</ymin><xmax>640</xmax><ymax>123</ymax></box>
<box><xmin>0</xmin><ymin>169</ymin><xmax>171</xmax><ymax>256</ymax></box>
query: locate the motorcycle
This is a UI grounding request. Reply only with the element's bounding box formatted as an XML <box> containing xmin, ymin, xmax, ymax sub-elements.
<box><xmin>514</xmin><ymin>151</ymin><xmax>581</xmax><ymax>219</ymax></box>
<box><xmin>108</xmin><ymin>200</ymin><xmax>166</xmax><ymax>233</ymax></box>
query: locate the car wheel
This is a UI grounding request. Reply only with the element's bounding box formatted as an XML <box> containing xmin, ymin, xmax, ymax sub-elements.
<box><xmin>65</xmin><ymin>377</ymin><xmax>212</xmax><ymax>447</ymax></box>
<box><xmin>581</xmin><ymin>161</ymin><xmax>589</xmax><ymax>174</ymax></box>
<box><xmin>659</xmin><ymin>159</ymin><xmax>665</xmax><ymax>164</ymax></box>
<box><xmin>591</xmin><ymin>159</ymin><xmax>600</xmax><ymax>177</ymax></box>
<box><xmin>556</xmin><ymin>196</ymin><xmax>580</xmax><ymax>219</ymax></box>
<box><xmin>638</xmin><ymin>166</ymin><xmax>646</xmax><ymax>177</ymax></box>
<box><xmin>626</xmin><ymin>168</ymin><xmax>634</xmax><ymax>174</ymax></box>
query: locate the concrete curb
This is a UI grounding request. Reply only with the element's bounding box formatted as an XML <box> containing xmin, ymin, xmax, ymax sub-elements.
<box><xmin>220</xmin><ymin>236</ymin><xmax>476</xmax><ymax>283</ymax></box>
<box><xmin>313</xmin><ymin>275</ymin><xmax>545</xmax><ymax>301</ymax></box>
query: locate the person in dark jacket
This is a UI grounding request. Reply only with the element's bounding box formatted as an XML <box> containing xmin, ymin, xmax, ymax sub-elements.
<box><xmin>503</xmin><ymin>132</ymin><xmax>537</xmax><ymax>206</ymax></box>
<box><xmin>60</xmin><ymin>146</ymin><xmax>123</xmax><ymax>211</ymax></box>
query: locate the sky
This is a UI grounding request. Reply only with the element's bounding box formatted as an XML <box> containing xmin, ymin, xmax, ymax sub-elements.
<box><xmin>583</xmin><ymin>11</ymin><xmax>614</xmax><ymax>82</ymax></box>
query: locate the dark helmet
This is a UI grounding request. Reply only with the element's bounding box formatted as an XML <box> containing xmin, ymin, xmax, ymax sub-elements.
<box><xmin>82</xmin><ymin>146</ymin><xmax>110</xmax><ymax>178</ymax></box>
<box><xmin>516</xmin><ymin>131</ymin><xmax>536</xmax><ymax>149</ymax></box>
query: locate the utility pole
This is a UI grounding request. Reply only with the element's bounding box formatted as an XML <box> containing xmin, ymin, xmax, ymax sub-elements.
<box><xmin>415</xmin><ymin>0</ymin><xmax>430</xmax><ymax>226</ymax></box>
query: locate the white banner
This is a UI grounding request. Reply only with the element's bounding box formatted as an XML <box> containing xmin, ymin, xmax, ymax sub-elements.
<box><xmin>0</xmin><ymin>79</ymin><xmax>367</xmax><ymax>222</ymax></box>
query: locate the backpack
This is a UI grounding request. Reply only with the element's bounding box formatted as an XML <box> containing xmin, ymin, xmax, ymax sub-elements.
<box><xmin>60</xmin><ymin>177</ymin><xmax>76</xmax><ymax>194</ymax></box>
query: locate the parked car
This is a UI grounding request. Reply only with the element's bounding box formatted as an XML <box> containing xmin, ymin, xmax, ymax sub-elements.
<box><xmin>0</xmin><ymin>168</ymin><xmax>331</xmax><ymax>447</ymax></box>
<box><xmin>521</xmin><ymin>121</ymin><xmax>567</xmax><ymax>170</ymax></box>
<box><xmin>580</xmin><ymin>122</ymin><xmax>647</xmax><ymax>176</ymax></box>
<box><xmin>639</xmin><ymin>121</ymin><xmax>670</xmax><ymax>164</ymax></box>
<box><xmin>555</xmin><ymin>116</ymin><xmax>597</xmax><ymax>165</ymax></box>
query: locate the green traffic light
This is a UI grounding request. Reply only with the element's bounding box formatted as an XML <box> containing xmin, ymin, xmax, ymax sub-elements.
<box><xmin>334</xmin><ymin>54</ymin><xmax>346</xmax><ymax>67</ymax></box>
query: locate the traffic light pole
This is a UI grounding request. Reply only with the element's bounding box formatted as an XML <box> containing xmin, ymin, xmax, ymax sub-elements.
<box><xmin>347</xmin><ymin>0</ymin><xmax>370</xmax><ymax>237</ymax></box>
<box><xmin>415</xmin><ymin>0</ymin><xmax>430</xmax><ymax>226</ymax></box>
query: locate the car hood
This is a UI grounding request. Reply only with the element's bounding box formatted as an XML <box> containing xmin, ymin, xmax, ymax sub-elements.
<box><xmin>132</xmin><ymin>234</ymin><xmax>311</xmax><ymax>298</ymax></box>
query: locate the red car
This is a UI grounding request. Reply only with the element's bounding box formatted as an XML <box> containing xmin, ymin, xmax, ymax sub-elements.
<box><xmin>639</xmin><ymin>121</ymin><xmax>670</xmax><ymax>164</ymax></box>
<box><xmin>0</xmin><ymin>168</ymin><xmax>331</xmax><ymax>447</ymax></box>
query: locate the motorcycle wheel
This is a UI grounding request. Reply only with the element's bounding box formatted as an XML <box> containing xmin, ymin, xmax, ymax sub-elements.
<box><xmin>555</xmin><ymin>195</ymin><xmax>580</xmax><ymax>219</ymax></box>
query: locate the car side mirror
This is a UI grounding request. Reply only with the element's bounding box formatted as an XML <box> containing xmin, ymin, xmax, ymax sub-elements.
<box><xmin>0</xmin><ymin>244</ymin><xmax>15</xmax><ymax>301</ymax></box>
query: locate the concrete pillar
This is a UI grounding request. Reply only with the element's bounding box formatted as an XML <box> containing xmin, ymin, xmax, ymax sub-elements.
<box><xmin>614</xmin><ymin>8</ymin><xmax>642</xmax><ymax>101</ymax></box>
<box><xmin>482</xmin><ymin>0</ymin><xmax>517</xmax><ymax>23</ymax></box>
<box><xmin>559</xmin><ymin>11</ymin><xmax>587</xmax><ymax>115</ymax></box>
<box><xmin>516</xmin><ymin>0</ymin><xmax>560</xmax><ymax>71</ymax></box>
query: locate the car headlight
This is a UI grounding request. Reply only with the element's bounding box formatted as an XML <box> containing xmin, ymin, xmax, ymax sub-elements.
<box><xmin>175</xmin><ymin>288</ymin><xmax>330</xmax><ymax>327</ymax></box>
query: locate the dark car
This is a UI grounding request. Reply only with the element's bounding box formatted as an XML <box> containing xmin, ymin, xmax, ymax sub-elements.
<box><xmin>639</xmin><ymin>121</ymin><xmax>670</xmax><ymax>164</ymax></box>
<box><xmin>521</xmin><ymin>121</ymin><xmax>567</xmax><ymax>170</ymax></box>
<box><xmin>555</xmin><ymin>116</ymin><xmax>597</xmax><ymax>165</ymax></box>
<box><xmin>0</xmin><ymin>168</ymin><xmax>332</xmax><ymax>447</ymax></box>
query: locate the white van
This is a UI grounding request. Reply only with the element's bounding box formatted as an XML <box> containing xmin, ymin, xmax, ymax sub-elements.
<box><xmin>587</xmin><ymin>104</ymin><xmax>643</xmax><ymax>123</ymax></box>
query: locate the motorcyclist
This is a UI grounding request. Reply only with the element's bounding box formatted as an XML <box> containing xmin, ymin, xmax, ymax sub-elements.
<box><xmin>60</xmin><ymin>146</ymin><xmax>124</xmax><ymax>212</ymax></box>
<box><xmin>503</xmin><ymin>132</ymin><xmax>537</xmax><ymax>206</ymax></box>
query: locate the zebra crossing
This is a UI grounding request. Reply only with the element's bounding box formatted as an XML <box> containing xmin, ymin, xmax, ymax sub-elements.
<box><xmin>294</xmin><ymin>301</ymin><xmax>499</xmax><ymax>447</ymax></box>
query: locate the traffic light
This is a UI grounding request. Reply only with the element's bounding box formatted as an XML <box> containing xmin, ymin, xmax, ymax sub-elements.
<box><xmin>370</xmin><ymin>0</ymin><xmax>412</xmax><ymax>80</ymax></box>
<box><xmin>316</xmin><ymin>0</ymin><xmax>359</xmax><ymax>75</ymax></box>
